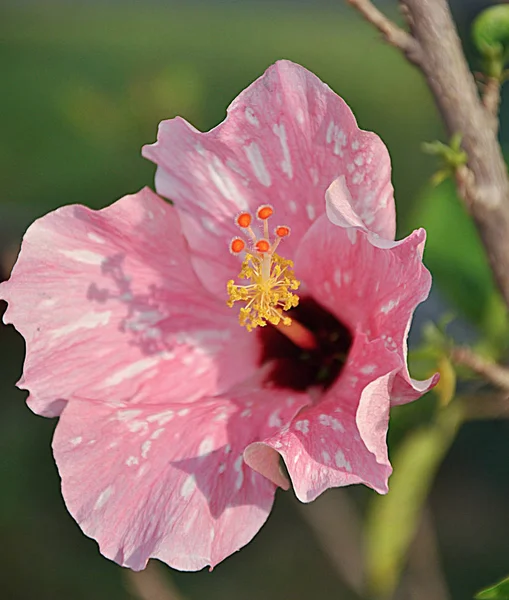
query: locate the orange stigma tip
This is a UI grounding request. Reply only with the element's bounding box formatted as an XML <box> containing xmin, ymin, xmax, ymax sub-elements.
<box><xmin>255</xmin><ymin>239</ymin><xmax>270</xmax><ymax>253</ymax></box>
<box><xmin>275</xmin><ymin>225</ymin><xmax>290</xmax><ymax>238</ymax></box>
<box><xmin>257</xmin><ymin>205</ymin><xmax>274</xmax><ymax>220</ymax></box>
<box><xmin>230</xmin><ymin>238</ymin><xmax>246</xmax><ymax>254</ymax></box>
<box><xmin>236</xmin><ymin>212</ymin><xmax>252</xmax><ymax>228</ymax></box>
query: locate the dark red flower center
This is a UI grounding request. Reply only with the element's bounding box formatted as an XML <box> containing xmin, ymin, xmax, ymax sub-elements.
<box><xmin>258</xmin><ymin>297</ymin><xmax>353</xmax><ymax>392</ymax></box>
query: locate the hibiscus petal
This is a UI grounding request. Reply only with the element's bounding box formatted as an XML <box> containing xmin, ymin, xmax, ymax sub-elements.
<box><xmin>247</xmin><ymin>335</ymin><xmax>401</xmax><ymax>501</ymax></box>
<box><xmin>295</xmin><ymin>215</ymin><xmax>437</xmax><ymax>404</ymax></box>
<box><xmin>52</xmin><ymin>381</ymin><xmax>309</xmax><ymax>570</ymax></box>
<box><xmin>143</xmin><ymin>59</ymin><xmax>395</xmax><ymax>295</ymax></box>
<box><xmin>0</xmin><ymin>188</ymin><xmax>258</xmax><ymax>417</ymax></box>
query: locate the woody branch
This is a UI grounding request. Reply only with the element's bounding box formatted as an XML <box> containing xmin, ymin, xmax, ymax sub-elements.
<box><xmin>347</xmin><ymin>0</ymin><xmax>509</xmax><ymax>312</ymax></box>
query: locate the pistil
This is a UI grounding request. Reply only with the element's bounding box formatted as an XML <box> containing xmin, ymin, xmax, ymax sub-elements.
<box><xmin>227</xmin><ymin>205</ymin><xmax>301</xmax><ymax>331</ymax></box>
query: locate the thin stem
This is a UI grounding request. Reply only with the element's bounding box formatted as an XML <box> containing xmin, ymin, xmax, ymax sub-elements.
<box><xmin>450</xmin><ymin>346</ymin><xmax>509</xmax><ymax>391</ymax></box>
<box><xmin>460</xmin><ymin>392</ymin><xmax>509</xmax><ymax>421</ymax></box>
<box><xmin>345</xmin><ymin>0</ymin><xmax>421</xmax><ymax>62</ymax></box>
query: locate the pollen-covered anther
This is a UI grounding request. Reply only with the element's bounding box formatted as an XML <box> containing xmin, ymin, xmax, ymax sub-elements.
<box><xmin>257</xmin><ymin>205</ymin><xmax>274</xmax><ymax>220</ymax></box>
<box><xmin>236</xmin><ymin>212</ymin><xmax>252</xmax><ymax>228</ymax></box>
<box><xmin>255</xmin><ymin>239</ymin><xmax>270</xmax><ymax>253</ymax></box>
<box><xmin>230</xmin><ymin>238</ymin><xmax>246</xmax><ymax>254</ymax></box>
<box><xmin>275</xmin><ymin>225</ymin><xmax>290</xmax><ymax>238</ymax></box>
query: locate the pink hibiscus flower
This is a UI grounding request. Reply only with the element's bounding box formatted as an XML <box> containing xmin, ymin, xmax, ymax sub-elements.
<box><xmin>0</xmin><ymin>60</ymin><xmax>437</xmax><ymax>571</ymax></box>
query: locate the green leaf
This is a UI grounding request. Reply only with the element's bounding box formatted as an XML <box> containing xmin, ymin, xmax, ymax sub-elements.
<box><xmin>476</xmin><ymin>575</ymin><xmax>509</xmax><ymax>599</ymax></box>
<box><xmin>365</xmin><ymin>404</ymin><xmax>463</xmax><ymax>599</ymax></box>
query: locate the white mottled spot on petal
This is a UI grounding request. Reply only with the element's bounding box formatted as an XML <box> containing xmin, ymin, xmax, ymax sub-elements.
<box><xmin>147</xmin><ymin>410</ymin><xmax>174</xmax><ymax>425</ymax></box>
<box><xmin>244</xmin><ymin>142</ymin><xmax>271</xmax><ymax>187</ymax></box>
<box><xmin>354</xmin><ymin>155</ymin><xmax>364</xmax><ymax>166</ymax></box>
<box><xmin>39</xmin><ymin>298</ymin><xmax>57</xmax><ymax>308</ymax></box>
<box><xmin>141</xmin><ymin>440</ymin><xmax>152</xmax><ymax>459</ymax></box>
<box><xmin>94</xmin><ymin>486</ymin><xmax>114</xmax><ymax>509</ymax></box>
<box><xmin>214</xmin><ymin>410</ymin><xmax>228</xmax><ymax>421</ymax></box>
<box><xmin>272</xmin><ymin>123</ymin><xmax>293</xmax><ymax>179</ymax></box>
<box><xmin>334</xmin><ymin>269</ymin><xmax>342</xmax><ymax>287</ymax></box>
<box><xmin>332</xmin><ymin>418</ymin><xmax>345</xmax><ymax>432</ymax></box>
<box><xmin>127</xmin><ymin>420</ymin><xmax>149</xmax><ymax>434</ymax></box>
<box><xmin>198</xmin><ymin>436</ymin><xmax>214</xmax><ymax>457</ymax></box>
<box><xmin>241</xmin><ymin>408</ymin><xmax>251</xmax><ymax>418</ymax></box>
<box><xmin>245</xmin><ymin>107</ymin><xmax>260</xmax><ymax>127</ymax></box>
<box><xmin>69</xmin><ymin>436</ymin><xmax>82</xmax><ymax>446</ymax></box>
<box><xmin>360</xmin><ymin>364</ymin><xmax>376</xmax><ymax>375</ymax></box>
<box><xmin>235</xmin><ymin>469</ymin><xmax>244</xmax><ymax>490</ymax></box>
<box><xmin>318</xmin><ymin>414</ymin><xmax>330</xmax><ymax>426</ymax></box>
<box><xmin>151</xmin><ymin>427</ymin><xmax>166</xmax><ymax>440</ymax></box>
<box><xmin>180</xmin><ymin>474</ymin><xmax>196</xmax><ymax>499</ymax></box>
<box><xmin>178</xmin><ymin>408</ymin><xmax>190</xmax><ymax>417</ymax></box>
<box><xmin>201</xmin><ymin>216</ymin><xmax>218</xmax><ymax>234</ymax></box>
<box><xmin>126</xmin><ymin>456</ymin><xmax>139</xmax><ymax>467</ymax></box>
<box><xmin>51</xmin><ymin>311</ymin><xmax>111</xmax><ymax>339</ymax></box>
<box><xmin>137</xmin><ymin>464</ymin><xmax>149</xmax><ymax>478</ymax></box>
<box><xmin>207</xmin><ymin>156</ymin><xmax>248</xmax><ymax>210</ymax></box>
<box><xmin>326</xmin><ymin>121</ymin><xmax>335</xmax><ymax>144</ymax></box>
<box><xmin>322</xmin><ymin>450</ymin><xmax>331</xmax><ymax>463</ymax></box>
<box><xmin>381</xmin><ymin>299</ymin><xmax>398</xmax><ymax>314</ymax></box>
<box><xmin>289</xmin><ymin>200</ymin><xmax>297</xmax><ymax>214</ymax></box>
<box><xmin>343</xmin><ymin>272</ymin><xmax>352</xmax><ymax>284</ymax></box>
<box><xmin>324</xmin><ymin>281</ymin><xmax>331</xmax><ymax>295</ymax></box>
<box><xmin>326</xmin><ymin>121</ymin><xmax>347</xmax><ymax>156</ymax></box>
<box><xmin>295</xmin><ymin>420</ymin><xmax>309</xmax><ymax>434</ymax></box>
<box><xmin>218</xmin><ymin>463</ymin><xmax>226</xmax><ymax>474</ymax></box>
<box><xmin>306</xmin><ymin>204</ymin><xmax>316</xmax><ymax>221</ymax></box>
<box><xmin>335</xmin><ymin>450</ymin><xmax>352</xmax><ymax>472</ymax></box>
<box><xmin>347</xmin><ymin>163</ymin><xmax>355</xmax><ymax>174</ymax></box>
<box><xmin>60</xmin><ymin>249</ymin><xmax>104</xmax><ymax>265</ymax></box>
<box><xmin>269</xmin><ymin>410</ymin><xmax>282</xmax><ymax>428</ymax></box>
<box><xmin>116</xmin><ymin>409</ymin><xmax>142</xmax><ymax>421</ymax></box>
<box><xmin>352</xmin><ymin>172</ymin><xmax>364</xmax><ymax>185</ymax></box>
<box><xmin>182</xmin><ymin>354</ymin><xmax>194</xmax><ymax>366</ymax></box>
<box><xmin>87</xmin><ymin>232</ymin><xmax>105</xmax><ymax>244</ymax></box>
<box><xmin>234</xmin><ymin>455</ymin><xmax>243</xmax><ymax>471</ymax></box>
<box><xmin>351</xmin><ymin>139</ymin><xmax>360</xmax><ymax>151</ymax></box>
<box><xmin>105</xmin><ymin>352</ymin><xmax>173</xmax><ymax>386</ymax></box>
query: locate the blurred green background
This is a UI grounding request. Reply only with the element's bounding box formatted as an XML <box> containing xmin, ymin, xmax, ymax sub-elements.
<box><xmin>1</xmin><ymin>1</ymin><xmax>508</xmax><ymax>599</ymax></box>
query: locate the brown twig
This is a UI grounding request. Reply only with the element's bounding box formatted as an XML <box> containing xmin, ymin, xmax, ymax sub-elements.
<box><xmin>460</xmin><ymin>392</ymin><xmax>509</xmax><ymax>421</ymax></box>
<box><xmin>349</xmin><ymin>0</ymin><xmax>509</xmax><ymax>311</ymax></box>
<box><xmin>450</xmin><ymin>346</ymin><xmax>509</xmax><ymax>391</ymax></box>
<box><xmin>482</xmin><ymin>77</ymin><xmax>502</xmax><ymax>132</ymax></box>
<box><xmin>345</xmin><ymin>0</ymin><xmax>421</xmax><ymax>61</ymax></box>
